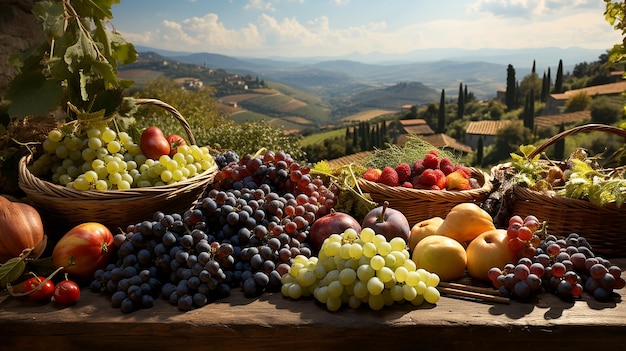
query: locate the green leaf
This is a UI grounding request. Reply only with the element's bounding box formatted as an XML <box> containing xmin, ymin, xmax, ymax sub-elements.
<box><xmin>5</xmin><ymin>71</ymin><xmax>64</xmax><ymax>118</ymax></box>
<box><xmin>90</xmin><ymin>87</ymin><xmax>124</xmax><ymax>116</ymax></box>
<box><xmin>0</xmin><ymin>257</ymin><xmax>27</xmax><ymax>287</ymax></box>
<box><xmin>64</xmin><ymin>30</ymin><xmax>98</xmax><ymax>73</ymax></box>
<box><xmin>32</xmin><ymin>0</ymin><xmax>65</xmax><ymax>38</ymax></box>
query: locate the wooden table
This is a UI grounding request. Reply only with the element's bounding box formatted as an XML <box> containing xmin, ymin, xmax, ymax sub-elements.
<box><xmin>1</xmin><ymin>259</ymin><xmax>625</xmax><ymax>351</ymax></box>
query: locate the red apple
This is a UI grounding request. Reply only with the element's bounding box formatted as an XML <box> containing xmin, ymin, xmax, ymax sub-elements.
<box><xmin>309</xmin><ymin>212</ymin><xmax>361</xmax><ymax>253</ymax></box>
<box><xmin>52</xmin><ymin>222</ymin><xmax>115</xmax><ymax>281</ymax></box>
<box><xmin>361</xmin><ymin>201</ymin><xmax>410</xmax><ymax>242</ymax></box>
<box><xmin>466</xmin><ymin>229</ymin><xmax>516</xmax><ymax>281</ymax></box>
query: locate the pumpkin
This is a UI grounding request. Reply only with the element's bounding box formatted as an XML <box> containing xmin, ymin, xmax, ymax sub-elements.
<box><xmin>0</xmin><ymin>195</ymin><xmax>45</xmax><ymax>263</ymax></box>
<box><xmin>434</xmin><ymin>202</ymin><xmax>496</xmax><ymax>244</ymax></box>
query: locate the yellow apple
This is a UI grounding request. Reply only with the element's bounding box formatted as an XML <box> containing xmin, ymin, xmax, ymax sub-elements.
<box><xmin>465</xmin><ymin>229</ymin><xmax>515</xmax><ymax>281</ymax></box>
<box><xmin>411</xmin><ymin>235</ymin><xmax>467</xmax><ymax>282</ymax></box>
<box><xmin>434</xmin><ymin>203</ymin><xmax>495</xmax><ymax>244</ymax></box>
<box><xmin>408</xmin><ymin>216</ymin><xmax>444</xmax><ymax>251</ymax></box>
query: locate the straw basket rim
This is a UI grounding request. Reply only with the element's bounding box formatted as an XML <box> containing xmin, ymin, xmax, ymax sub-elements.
<box><xmin>356</xmin><ymin>167</ymin><xmax>493</xmax><ymax>202</ymax></box>
<box><xmin>18</xmin><ymin>153</ymin><xmax>218</xmax><ymax>200</ymax></box>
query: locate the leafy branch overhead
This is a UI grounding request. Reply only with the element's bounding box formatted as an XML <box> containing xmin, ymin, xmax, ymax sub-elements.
<box><xmin>6</xmin><ymin>0</ymin><xmax>137</xmax><ymax>119</ymax></box>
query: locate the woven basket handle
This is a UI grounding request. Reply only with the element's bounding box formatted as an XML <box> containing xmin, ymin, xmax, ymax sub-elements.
<box><xmin>528</xmin><ymin>123</ymin><xmax>626</xmax><ymax>158</ymax></box>
<box><xmin>134</xmin><ymin>98</ymin><xmax>196</xmax><ymax>145</ymax></box>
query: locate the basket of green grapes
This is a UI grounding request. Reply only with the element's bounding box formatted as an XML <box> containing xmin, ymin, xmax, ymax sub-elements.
<box><xmin>18</xmin><ymin>98</ymin><xmax>218</xmax><ymax>235</ymax></box>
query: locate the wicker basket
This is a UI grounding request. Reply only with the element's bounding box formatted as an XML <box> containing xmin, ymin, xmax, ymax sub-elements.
<box><xmin>356</xmin><ymin>167</ymin><xmax>493</xmax><ymax>226</ymax></box>
<box><xmin>503</xmin><ymin>123</ymin><xmax>626</xmax><ymax>257</ymax></box>
<box><xmin>18</xmin><ymin>98</ymin><xmax>218</xmax><ymax>236</ymax></box>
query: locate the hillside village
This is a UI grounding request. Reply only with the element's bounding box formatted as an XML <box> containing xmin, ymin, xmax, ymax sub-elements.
<box><xmin>114</xmin><ymin>48</ymin><xmax>626</xmax><ymax>167</ymax></box>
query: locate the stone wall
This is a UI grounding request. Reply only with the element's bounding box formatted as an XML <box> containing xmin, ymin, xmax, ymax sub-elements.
<box><xmin>0</xmin><ymin>0</ymin><xmax>42</xmax><ymax>101</ymax></box>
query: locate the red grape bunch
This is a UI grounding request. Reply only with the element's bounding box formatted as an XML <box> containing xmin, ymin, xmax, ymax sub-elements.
<box><xmin>490</xmin><ymin>214</ymin><xmax>625</xmax><ymax>302</ymax></box>
<box><xmin>506</xmin><ymin>214</ymin><xmax>542</xmax><ymax>260</ymax></box>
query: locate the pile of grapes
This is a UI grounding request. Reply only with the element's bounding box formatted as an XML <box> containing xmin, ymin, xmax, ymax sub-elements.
<box><xmin>488</xmin><ymin>214</ymin><xmax>625</xmax><ymax>302</ymax></box>
<box><xmin>281</xmin><ymin>227</ymin><xmax>441</xmax><ymax>311</ymax></box>
<box><xmin>91</xmin><ymin>150</ymin><xmax>340</xmax><ymax>312</ymax></box>
<box><xmin>30</xmin><ymin>126</ymin><xmax>214</xmax><ymax>190</ymax></box>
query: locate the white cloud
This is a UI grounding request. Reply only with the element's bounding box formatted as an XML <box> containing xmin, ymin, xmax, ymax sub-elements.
<box><xmin>244</xmin><ymin>0</ymin><xmax>276</xmax><ymax>12</ymax></box>
<box><xmin>118</xmin><ymin>4</ymin><xmax>620</xmax><ymax>57</ymax></box>
<box><xmin>331</xmin><ymin>0</ymin><xmax>349</xmax><ymax>5</ymax></box>
<box><xmin>468</xmin><ymin>0</ymin><xmax>596</xmax><ymax>18</ymax></box>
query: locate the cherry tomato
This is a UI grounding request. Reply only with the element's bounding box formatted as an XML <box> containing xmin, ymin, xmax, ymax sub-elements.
<box><xmin>23</xmin><ymin>276</ymin><xmax>55</xmax><ymax>301</ymax></box>
<box><xmin>166</xmin><ymin>134</ymin><xmax>187</xmax><ymax>156</ymax></box>
<box><xmin>140</xmin><ymin>126</ymin><xmax>170</xmax><ymax>160</ymax></box>
<box><xmin>54</xmin><ymin>279</ymin><xmax>81</xmax><ymax>305</ymax></box>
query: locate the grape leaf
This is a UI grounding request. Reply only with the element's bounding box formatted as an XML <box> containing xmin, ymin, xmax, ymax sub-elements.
<box><xmin>0</xmin><ymin>257</ymin><xmax>27</xmax><ymax>287</ymax></box>
<box><xmin>32</xmin><ymin>0</ymin><xmax>64</xmax><ymax>38</ymax></box>
<box><xmin>5</xmin><ymin>71</ymin><xmax>64</xmax><ymax>118</ymax></box>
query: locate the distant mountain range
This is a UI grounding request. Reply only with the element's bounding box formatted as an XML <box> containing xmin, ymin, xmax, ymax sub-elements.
<box><xmin>134</xmin><ymin>45</ymin><xmax>606</xmax><ymax>100</ymax></box>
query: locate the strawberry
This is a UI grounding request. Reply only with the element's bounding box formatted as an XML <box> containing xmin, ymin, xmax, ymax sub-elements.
<box><xmin>439</xmin><ymin>157</ymin><xmax>455</xmax><ymax>175</ymax></box>
<box><xmin>401</xmin><ymin>181</ymin><xmax>413</xmax><ymax>188</ymax></box>
<box><xmin>433</xmin><ymin>168</ymin><xmax>447</xmax><ymax>189</ymax></box>
<box><xmin>378</xmin><ymin>166</ymin><xmax>399</xmax><ymax>186</ymax></box>
<box><xmin>413</xmin><ymin>159</ymin><xmax>425</xmax><ymax>176</ymax></box>
<box><xmin>363</xmin><ymin>168</ymin><xmax>382</xmax><ymax>182</ymax></box>
<box><xmin>417</xmin><ymin>169</ymin><xmax>439</xmax><ymax>186</ymax></box>
<box><xmin>395</xmin><ymin>163</ymin><xmax>412</xmax><ymax>183</ymax></box>
<box><xmin>422</xmin><ymin>151</ymin><xmax>440</xmax><ymax>169</ymax></box>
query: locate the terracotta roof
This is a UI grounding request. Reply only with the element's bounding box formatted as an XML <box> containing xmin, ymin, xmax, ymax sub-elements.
<box><xmin>396</xmin><ymin>133</ymin><xmax>472</xmax><ymax>154</ymax></box>
<box><xmin>549</xmin><ymin>81</ymin><xmax>626</xmax><ymax>101</ymax></box>
<box><xmin>401</xmin><ymin>124</ymin><xmax>435</xmax><ymax>135</ymax></box>
<box><xmin>466</xmin><ymin>120</ymin><xmax>512</xmax><ymax>136</ymax></box>
<box><xmin>535</xmin><ymin>110</ymin><xmax>591</xmax><ymax>128</ymax></box>
<box><xmin>399</xmin><ymin>119</ymin><xmax>428</xmax><ymax>126</ymax></box>
<box><xmin>419</xmin><ymin>134</ymin><xmax>473</xmax><ymax>154</ymax></box>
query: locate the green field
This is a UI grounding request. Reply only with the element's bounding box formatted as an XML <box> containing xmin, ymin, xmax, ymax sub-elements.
<box><xmin>299</xmin><ymin>128</ymin><xmax>345</xmax><ymax>147</ymax></box>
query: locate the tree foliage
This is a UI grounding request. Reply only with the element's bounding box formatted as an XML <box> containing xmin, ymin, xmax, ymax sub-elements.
<box><xmin>505</xmin><ymin>64</ymin><xmax>517</xmax><ymax>111</ymax></box>
<box><xmin>6</xmin><ymin>0</ymin><xmax>137</xmax><ymax>119</ymax></box>
<box><xmin>564</xmin><ymin>92</ymin><xmax>592</xmax><ymax>113</ymax></box>
<box><xmin>590</xmin><ymin>96</ymin><xmax>624</xmax><ymax>124</ymax></box>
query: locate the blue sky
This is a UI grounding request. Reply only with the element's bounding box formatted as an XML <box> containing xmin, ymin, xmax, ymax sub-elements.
<box><xmin>110</xmin><ymin>0</ymin><xmax>622</xmax><ymax>58</ymax></box>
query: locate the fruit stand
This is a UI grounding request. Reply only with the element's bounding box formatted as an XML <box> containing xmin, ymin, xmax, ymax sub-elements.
<box><xmin>1</xmin><ymin>4</ymin><xmax>625</xmax><ymax>350</ymax></box>
<box><xmin>1</xmin><ymin>269</ymin><xmax>625</xmax><ymax>351</ymax></box>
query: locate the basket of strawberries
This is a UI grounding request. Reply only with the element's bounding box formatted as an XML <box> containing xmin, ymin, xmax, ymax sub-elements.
<box><xmin>355</xmin><ymin>141</ymin><xmax>492</xmax><ymax>226</ymax></box>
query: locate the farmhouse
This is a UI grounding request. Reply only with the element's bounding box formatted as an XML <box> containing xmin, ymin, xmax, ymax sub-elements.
<box><xmin>544</xmin><ymin>81</ymin><xmax>626</xmax><ymax>115</ymax></box>
<box><xmin>465</xmin><ymin>120</ymin><xmax>513</xmax><ymax>150</ymax></box>
<box><xmin>395</xmin><ymin>119</ymin><xmax>435</xmax><ymax>135</ymax></box>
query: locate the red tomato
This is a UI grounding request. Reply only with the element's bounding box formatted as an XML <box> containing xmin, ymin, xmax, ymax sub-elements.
<box><xmin>54</xmin><ymin>279</ymin><xmax>81</xmax><ymax>305</ymax></box>
<box><xmin>140</xmin><ymin>126</ymin><xmax>171</xmax><ymax>159</ymax></box>
<box><xmin>166</xmin><ymin>134</ymin><xmax>187</xmax><ymax>156</ymax></box>
<box><xmin>23</xmin><ymin>276</ymin><xmax>55</xmax><ymax>301</ymax></box>
<box><xmin>52</xmin><ymin>222</ymin><xmax>115</xmax><ymax>281</ymax></box>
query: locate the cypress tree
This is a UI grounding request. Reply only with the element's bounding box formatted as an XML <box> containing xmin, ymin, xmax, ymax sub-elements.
<box><xmin>345</xmin><ymin>126</ymin><xmax>350</xmax><ymax>140</ymax></box>
<box><xmin>540</xmin><ymin>72</ymin><xmax>547</xmax><ymax>101</ymax></box>
<box><xmin>352</xmin><ymin>125</ymin><xmax>358</xmax><ymax>148</ymax></box>
<box><xmin>457</xmin><ymin>83</ymin><xmax>464</xmax><ymax>120</ymax></box>
<box><xmin>476</xmin><ymin>136</ymin><xmax>484</xmax><ymax>166</ymax></box>
<box><xmin>553</xmin><ymin>59</ymin><xmax>564</xmax><ymax>94</ymax></box>
<box><xmin>532</xmin><ymin>60</ymin><xmax>536</xmax><ymax>74</ymax></box>
<box><xmin>505</xmin><ymin>64</ymin><xmax>517</xmax><ymax>111</ymax></box>
<box><xmin>554</xmin><ymin>123</ymin><xmax>565</xmax><ymax>160</ymax></box>
<box><xmin>438</xmin><ymin>89</ymin><xmax>446</xmax><ymax>133</ymax></box>
<box><xmin>464</xmin><ymin>84</ymin><xmax>468</xmax><ymax>103</ymax></box>
<box><xmin>380</xmin><ymin>121</ymin><xmax>387</xmax><ymax>144</ymax></box>
<box><xmin>528</xmin><ymin>88</ymin><xmax>535</xmax><ymax>131</ymax></box>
